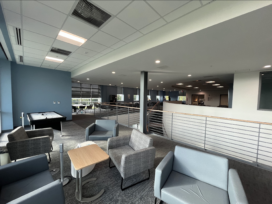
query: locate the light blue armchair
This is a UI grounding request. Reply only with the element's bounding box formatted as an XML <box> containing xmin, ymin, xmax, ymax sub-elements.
<box><xmin>85</xmin><ymin>120</ymin><xmax>119</xmax><ymax>141</ymax></box>
<box><xmin>0</xmin><ymin>154</ymin><xmax>65</xmax><ymax>204</ymax></box>
<box><xmin>154</xmin><ymin>146</ymin><xmax>248</xmax><ymax>204</ymax></box>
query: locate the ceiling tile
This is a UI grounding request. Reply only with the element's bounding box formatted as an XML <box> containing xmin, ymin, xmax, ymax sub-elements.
<box><xmin>111</xmin><ymin>41</ymin><xmax>126</xmax><ymax>49</ymax></box>
<box><xmin>47</xmin><ymin>52</ymin><xmax>68</xmax><ymax>60</ymax></box>
<box><xmin>24</xmin><ymin>52</ymin><xmax>46</xmax><ymax>59</ymax></box>
<box><xmin>24</xmin><ymin>47</ymin><xmax>48</xmax><ymax>56</ymax></box>
<box><xmin>23</xmin><ymin>30</ymin><xmax>55</xmax><ymax>46</ymax></box>
<box><xmin>14</xmin><ymin>50</ymin><xmax>23</xmax><ymax>56</ymax></box>
<box><xmin>23</xmin><ymin>17</ymin><xmax>60</xmax><ymax>38</ymax></box>
<box><xmin>101</xmin><ymin>18</ymin><xmax>136</xmax><ymax>40</ymax></box>
<box><xmin>65</xmin><ymin>57</ymin><xmax>82</xmax><ymax>63</ymax></box>
<box><xmin>117</xmin><ymin>1</ymin><xmax>160</xmax><ymax>30</ymax></box>
<box><xmin>62</xmin><ymin>16</ymin><xmax>98</xmax><ymax>39</ymax></box>
<box><xmin>69</xmin><ymin>53</ymin><xmax>89</xmax><ymax>61</ymax></box>
<box><xmin>38</xmin><ymin>0</ymin><xmax>76</xmax><ymax>14</ymax></box>
<box><xmin>7</xmin><ymin>25</ymin><xmax>15</xmax><ymax>36</ymax></box>
<box><xmin>9</xmin><ymin>35</ymin><xmax>16</xmax><ymax>45</ymax></box>
<box><xmin>140</xmin><ymin>18</ymin><xmax>166</xmax><ymax>34</ymax></box>
<box><xmin>52</xmin><ymin>40</ymin><xmax>79</xmax><ymax>52</ymax></box>
<box><xmin>81</xmin><ymin>40</ymin><xmax>107</xmax><ymax>53</ymax></box>
<box><xmin>3</xmin><ymin>9</ymin><xmax>21</xmax><ymax>28</ymax></box>
<box><xmin>24</xmin><ymin>62</ymin><xmax>42</xmax><ymax>67</ymax></box>
<box><xmin>12</xmin><ymin>44</ymin><xmax>23</xmax><ymax>53</ymax></box>
<box><xmin>74</xmin><ymin>48</ymin><xmax>97</xmax><ymax>57</ymax></box>
<box><xmin>164</xmin><ymin>1</ymin><xmax>202</xmax><ymax>22</ymax></box>
<box><xmin>24</xmin><ymin>57</ymin><xmax>44</xmax><ymax>63</ymax></box>
<box><xmin>61</xmin><ymin>61</ymin><xmax>78</xmax><ymax>67</ymax></box>
<box><xmin>123</xmin><ymin>32</ymin><xmax>143</xmax><ymax>43</ymax></box>
<box><xmin>57</xmin><ymin>66</ymin><xmax>72</xmax><ymax>71</ymax></box>
<box><xmin>201</xmin><ymin>0</ymin><xmax>213</xmax><ymax>5</ymax></box>
<box><xmin>1</xmin><ymin>1</ymin><xmax>21</xmax><ymax>14</ymax></box>
<box><xmin>147</xmin><ymin>1</ymin><xmax>189</xmax><ymax>16</ymax></box>
<box><xmin>42</xmin><ymin>61</ymin><xmax>60</xmax><ymax>68</ymax></box>
<box><xmin>93</xmin><ymin>1</ymin><xmax>132</xmax><ymax>15</ymax></box>
<box><xmin>90</xmin><ymin>31</ymin><xmax>119</xmax><ymax>47</ymax></box>
<box><xmin>58</xmin><ymin>63</ymin><xmax>75</xmax><ymax>68</ymax></box>
<box><xmin>100</xmin><ymin>48</ymin><xmax>113</xmax><ymax>55</ymax></box>
<box><xmin>23</xmin><ymin>40</ymin><xmax>51</xmax><ymax>51</ymax></box>
<box><xmin>22</xmin><ymin>1</ymin><xmax>67</xmax><ymax>28</ymax></box>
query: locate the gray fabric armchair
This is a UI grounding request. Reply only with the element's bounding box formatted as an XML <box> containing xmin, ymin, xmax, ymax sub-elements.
<box><xmin>85</xmin><ymin>120</ymin><xmax>119</xmax><ymax>141</ymax></box>
<box><xmin>7</xmin><ymin>127</ymin><xmax>54</xmax><ymax>162</ymax></box>
<box><xmin>154</xmin><ymin>146</ymin><xmax>248</xmax><ymax>204</ymax></box>
<box><xmin>107</xmin><ymin>129</ymin><xmax>156</xmax><ymax>190</ymax></box>
<box><xmin>0</xmin><ymin>154</ymin><xmax>65</xmax><ymax>204</ymax></box>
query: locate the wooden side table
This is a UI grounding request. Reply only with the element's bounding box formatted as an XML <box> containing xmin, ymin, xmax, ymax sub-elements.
<box><xmin>68</xmin><ymin>144</ymin><xmax>109</xmax><ymax>202</ymax></box>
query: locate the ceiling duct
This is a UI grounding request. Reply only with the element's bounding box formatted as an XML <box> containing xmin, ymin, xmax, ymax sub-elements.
<box><xmin>72</xmin><ymin>0</ymin><xmax>111</xmax><ymax>28</ymax></box>
<box><xmin>50</xmin><ymin>47</ymin><xmax>71</xmax><ymax>56</ymax></box>
<box><xmin>15</xmin><ymin>28</ymin><xmax>21</xmax><ymax>45</ymax></box>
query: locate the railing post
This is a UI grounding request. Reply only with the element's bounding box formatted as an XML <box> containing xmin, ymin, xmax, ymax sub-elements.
<box><xmin>128</xmin><ymin>108</ymin><xmax>130</xmax><ymax>127</ymax></box>
<box><xmin>204</xmin><ymin>117</ymin><xmax>207</xmax><ymax>150</ymax></box>
<box><xmin>94</xmin><ymin>104</ymin><xmax>95</xmax><ymax>116</ymax></box>
<box><xmin>256</xmin><ymin>123</ymin><xmax>261</xmax><ymax>167</ymax></box>
<box><xmin>107</xmin><ymin>107</ymin><xmax>109</xmax><ymax>120</ymax></box>
<box><xmin>116</xmin><ymin>105</ymin><xmax>118</xmax><ymax>122</ymax></box>
<box><xmin>170</xmin><ymin>113</ymin><xmax>173</xmax><ymax>140</ymax></box>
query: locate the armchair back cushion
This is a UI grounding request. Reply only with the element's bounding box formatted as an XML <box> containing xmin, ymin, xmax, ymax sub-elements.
<box><xmin>173</xmin><ymin>146</ymin><xmax>228</xmax><ymax>191</ymax></box>
<box><xmin>129</xmin><ymin>129</ymin><xmax>153</xmax><ymax>151</ymax></box>
<box><xmin>95</xmin><ymin>120</ymin><xmax>115</xmax><ymax>131</ymax></box>
<box><xmin>8</xmin><ymin>127</ymin><xmax>28</xmax><ymax>142</ymax></box>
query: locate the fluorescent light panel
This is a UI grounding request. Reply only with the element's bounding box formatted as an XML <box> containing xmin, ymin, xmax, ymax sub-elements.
<box><xmin>45</xmin><ymin>56</ymin><xmax>63</xmax><ymax>63</ymax></box>
<box><xmin>57</xmin><ymin>30</ymin><xmax>87</xmax><ymax>46</ymax></box>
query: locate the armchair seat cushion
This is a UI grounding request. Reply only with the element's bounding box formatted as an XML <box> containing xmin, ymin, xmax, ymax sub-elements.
<box><xmin>161</xmin><ymin>171</ymin><xmax>229</xmax><ymax>204</ymax></box>
<box><xmin>88</xmin><ymin>131</ymin><xmax>113</xmax><ymax>141</ymax></box>
<box><xmin>109</xmin><ymin>145</ymin><xmax>134</xmax><ymax>171</ymax></box>
<box><xmin>0</xmin><ymin>170</ymin><xmax>53</xmax><ymax>203</ymax></box>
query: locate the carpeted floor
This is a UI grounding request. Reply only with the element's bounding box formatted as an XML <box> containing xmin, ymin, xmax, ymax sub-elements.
<box><xmin>48</xmin><ymin>114</ymin><xmax>272</xmax><ymax>204</ymax></box>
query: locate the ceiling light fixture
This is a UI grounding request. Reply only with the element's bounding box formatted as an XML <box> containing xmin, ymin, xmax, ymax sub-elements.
<box><xmin>194</xmin><ymin>87</ymin><xmax>198</xmax><ymax>89</ymax></box>
<box><xmin>263</xmin><ymin>65</ymin><xmax>271</xmax><ymax>68</ymax></box>
<box><xmin>206</xmin><ymin>81</ymin><xmax>215</xmax><ymax>83</ymax></box>
<box><xmin>157</xmin><ymin>85</ymin><xmax>159</xmax><ymax>87</ymax></box>
<box><xmin>109</xmin><ymin>84</ymin><xmax>111</xmax><ymax>86</ymax></box>
<box><xmin>121</xmin><ymin>82</ymin><xmax>123</xmax><ymax>84</ymax></box>
<box><xmin>57</xmin><ymin>30</ymin><xmax>87</xmax><ymax>46</ymax></box>
<box><xmin>149</xmin><ymin>79</ymin><xmax>152</xmax><ymax>81</ymax></box>
<box><xmin>161</xmin><ymin>81</ymin><xmax>163</xmax><ymax>83</ymax></box>
<box><xmin>188</xmin><ymin>74</ymin><xmax>191</xmax><ymax>77</ymax></box>
<box><xmin>186</xmin><ymin>85</ymin><xmax>192</xmax><ymax>87</ymax></box>
<box><xmin>45</xmin><ymin>56</ymin><xmax>63</xmax><ymax>63</ymax></box>
<box><xmin>155</xmin><ymin>60</ymin><xmax>160</xmax><ymax>64</ymax></box>
<box><xmin>78</xmin><ymin>81</ymin><xmax>80</xmax><ymax>82</ymax></box>
<box><xmin>112</xmin><ymin>71</ymin><xmax>115</xmax><ymax>74</ymax></box>
<box><xmin>212</xmin><ymin>84</ymin><xmax>220</xmax><ymax>86</ymax></box>
<box><xmin>217</xmin><ymin>86</ymin><xmax>224</xmax><ymax>88</ymax></box>
<box><xmin>176</xmin><ymin>83</ymin><xmax>183</xmax><ymax>85</ymax></box>
<box><xmin>136</xmin><ymin>87</ymin><xmax>138</xmax><ymax>88</ymax></box>
<box><xmin>87</xmin><ymin>78</ymin><xmax>89</xmax><ymax>80</ymax></box>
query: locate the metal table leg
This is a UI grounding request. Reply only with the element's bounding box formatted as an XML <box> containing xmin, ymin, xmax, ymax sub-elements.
<box><xmin>75</xmin><ymin>169</ymin><xmax>104</xmax><ymax>202</ymax></box>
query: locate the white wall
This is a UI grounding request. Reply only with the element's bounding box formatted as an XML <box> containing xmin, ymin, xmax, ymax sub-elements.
<box><xmin>186</xmin><ymin>90</ymin><xmax>228</xmax><ymax>107</ymax></box>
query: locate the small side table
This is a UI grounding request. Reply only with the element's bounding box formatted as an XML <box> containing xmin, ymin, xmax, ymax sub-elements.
<box><xmin>0</xmin><ymin>146</ymin><xmax>11</xmax><ymax>166</ymax></box>
<box><xmin>68</xmin><ymin>144</ymin><xmax>109</xmax><ymax>202</ymax></box>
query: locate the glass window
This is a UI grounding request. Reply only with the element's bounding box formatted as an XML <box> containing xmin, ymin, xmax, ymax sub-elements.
<box><xmin>134</xmin><ymin>95</ymin><xmax>139</xmax><ymax>101</ymax></box>
<box><xmin>165</xmin><ymin>96</ymin><xmax>169</xmax><ymax>101</ymax></box>
<box><xmin>178</xmin><ymin>96</ymin><xmax>186</xmax><ymax>101</ymax></box>
<box><xmin>117</xmin><ymin>94</ymin><xmax>124</xmax><ymax>101</ymax></box>
<box><xmin>259</xmin><ymin>71</ymin><xmax>272</xmax><ymax>110</ymax></box>
<box><xmin>156</xmin><ymin>95</ymin><xmax>160</xmax><ymax>101</ymax></box>
<box><xmin>147</xmin><ymin>95</ymin><xmax>151</xmax><ymax>101</ymax></box>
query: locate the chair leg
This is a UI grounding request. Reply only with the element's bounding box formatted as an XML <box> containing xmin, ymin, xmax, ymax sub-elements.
<box><xmin>121</xmin><ymin>169</ymin><xmax>150</xmax><ymax>191</ymax></box>
<box><xmin>109</xmin><ymin>158</ymin><xmax>115</xmax><ymax>168</ymax></box>
<box><xmin>48</xmin><ymin>152</ymin><xmax>51</xmax><ymax>163</ymax></box>
<box><xmin>154</xmin><ymin>197</ymin><xmax>163</xmax><ymax>204</ymax></box>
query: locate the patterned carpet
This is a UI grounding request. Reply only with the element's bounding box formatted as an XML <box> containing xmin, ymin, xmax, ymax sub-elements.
<box><xmin>48</xmin><ymin>114</ymin><xmax>272</xmax><ymax>204</ymax></box>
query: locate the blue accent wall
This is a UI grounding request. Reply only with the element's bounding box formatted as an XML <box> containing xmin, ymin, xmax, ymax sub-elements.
<box><xmin>0</xmin><ymin>59</ymin><xmax>13</xmax><ymax>130</ymax></box>
<box><xmin>11</xmin><ymin>63</ymin><xmax>72</xmax><ymax>126</ymax></box>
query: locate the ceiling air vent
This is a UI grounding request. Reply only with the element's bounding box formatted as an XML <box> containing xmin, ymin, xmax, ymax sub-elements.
<box><xmin>72</xmin><ymin>0</ymin><xmax>111</xmax><ymax>28</ymax></box>
<box><xmin>50</xmin><ymin>47</ymin><xmax>71</xmax><ymax>56</ymax></box>
<box><xmin>19</xmin><ymin>55</ymin><xmax>23</xmax><ymax>62</ymax></box>
<box><xmin>15</xmin><ymin>28</ymin><xmax>21</xmax><ymax>45</ymax></box>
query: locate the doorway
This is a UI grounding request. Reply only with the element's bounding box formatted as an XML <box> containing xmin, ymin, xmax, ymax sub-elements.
<box><xmin>191</xmin><ymin>94</ymin><xmax>205</xmax><ymax>105</ymax></box>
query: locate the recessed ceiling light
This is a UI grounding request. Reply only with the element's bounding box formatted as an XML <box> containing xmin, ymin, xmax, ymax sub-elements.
<box><xmin>149</xmin><ymin>79</ymin><xmax>152</xmax><ymax>81</ymax></box>
<box><xmin>161</xmin><ymin>81</ymin><xmax>163</xmax><ymax>83</ymax></box>
<box><xmin>217</xmin><ymin>86</ymin><xmax>224</xmax><ymax>88</ymax></box>
<box><xmin>263</xmin><ymin>65</ymin><xmax>271</xmax><ymax>68</ymax></box>
<box><xmin>136</xmin><ymin>87</ymin><xmax>138</xmax><ymax>88</ymax></box>
<box><xmin>155</xmin><ymin>60</ymin><xmax>160</xmax><ymax>64</ymax></box>
<box><xmin>186</xmin><ymin>85</ymin><xmax>192</xmax><ymax>87</ymax></box>
<box><xmin>262</xmin><ymin>74</ymin><xmax>264</xmax><ymax>76</ymax></box>
<box><xmin>176</xmin><ymin>83</ymin><xmax>183</xmax><ymax>85</ymax></box>
<box><xmin>112</xmin><ymin>71</ymin><xmax>115</xmax><ymax>74</ymax></box>
<box><xmin>188</xmin><ymin>74</ymin><xmax>191</xmax><ymax>77</ymax></box>
<box><xmin>194</xmin><ymin>87</ymin><xmax>198</xmax><ymax>89</ymax></box>
<box><xmin>212</xmin><ymin>84</ymin><xmax>220</xmax><ymax>86</ymax></box>
<box><xmin>157</xmin><ymin>85</ymin><xmax>159</xmax><ymax>87</ymax></box>
<box><xmin>87</xmin><ymin>78</ymin><xmax>89</xmax><ymax>80</ymax></box>
<box><xmin>206</xmin><ymin>81</ymin><xmax>215</xmax><ymax>83</ymax></box>
<box><xmin>57</xmin><ymin>30</ymin><xmax>87</xmax><ymax>46</ymax></box>
<box><xmin>121</xmin><ymin>82</ymin><xmax>123</xmax><ymax>84</ymax></box>
<box><xmin>174</xmin><ymin>89</ymin><xmax>176</xmax><ymax>91</ymax></box>
<box><xmin>109</xmin><ymin>84</ymin><xmax>111</xmax><ymax>86</ymax></box>
<box><xmin>152</xmin><ymin>88</ymin><xmax>153</xmax><ymax>90</ymax></box>
<box><xmin>78</xmin><ymin>81</ymin><xmax>80</xmax><ymax>82</ymax></box>
<box><xmin>45</xmin><ymin>56</ymin><xmax>63</xmax><ymax>63</ymax></box>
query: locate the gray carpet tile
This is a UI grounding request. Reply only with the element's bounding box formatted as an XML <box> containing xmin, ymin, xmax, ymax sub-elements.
<box><xmin>46</xmin><ymin>115</ymin><xmax>272</xmax><ymax>204</ymax></box>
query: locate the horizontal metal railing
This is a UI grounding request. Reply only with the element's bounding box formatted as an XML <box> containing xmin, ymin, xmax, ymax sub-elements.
<box><xmin>92</xmin><ymin>103</ymin><xmax>272</xmax><ymax>171</ymax></box>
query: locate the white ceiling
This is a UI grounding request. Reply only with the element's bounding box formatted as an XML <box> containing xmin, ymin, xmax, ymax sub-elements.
<box><xmin>1</xmin><ymin>0</ymin><xmax>213</xmax><ymax>71</ymax></box>
<box><xmin>72</xmin><ymin>4</ymin><xmax>272</xmax><ymax>91</ymax></box>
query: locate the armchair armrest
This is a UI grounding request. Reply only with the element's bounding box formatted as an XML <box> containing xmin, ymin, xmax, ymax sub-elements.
<box><xmin>121</xmin><ymin>147</ymin><xmax>156</xmax><ymax>179</ymax></box>
<box><xmin>7</xmin><ymin>136</ymin><xmax>51</xmax><ymax>161</ymax></box>
<box><xmin>26</xmin><ymin>128</ymin><xmax>54</xmax><ymax>140</ymax></box>
<box><xmin>85</xmin><ymin>123</ymin><xmax>95</xmax><ymax>141</ymax></box>
<box><xmin>107</xmin><ymin>135</ymin><xmax>130</xmax><ymax>153</ymax></box>
<box><xmin>0</xmin><ymin>154</ymin><xmax>49</xmax><ymax>187</ymax></box>
<box><xmin>154</xmin><ymin>151</ymin><xmax>174</xmax><ymax>199</ymax></box>
<box><xmin>113</xmin><ymin>123</ymin><xmax>119</xmax><ymax>137</ymax></box>
<box><xmin>228</xmin><ymin>169</ymin><xmax>248</xmax><ymax>204</ymax></box>
<box><xmin>7</xmin><ymin>180</ymin><xmax>65</xmax><ymax>204</ymax></box>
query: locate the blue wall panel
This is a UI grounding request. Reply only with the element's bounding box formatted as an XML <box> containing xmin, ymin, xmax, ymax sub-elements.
<box><xmin>0</xmin><ymin>59</ymin><xmax>13</xmax><ymax>130</ymax></box>
<box><xmin>11</xmin><ymin>63</ymin><xmax>72</xmax><ymax>126</ymax></box>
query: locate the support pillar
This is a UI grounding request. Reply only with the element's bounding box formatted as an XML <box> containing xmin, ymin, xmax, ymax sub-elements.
<box><xmin>140</xmin><ymin>71</ymin><xmax>148</xmax><ymax>133</ymax></box>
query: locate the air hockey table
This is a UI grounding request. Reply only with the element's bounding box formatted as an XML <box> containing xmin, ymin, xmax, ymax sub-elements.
<box><xmin>27</xmin><ymin>111</ymin><xmax>66</xmax><ymax>135</ymax></box>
